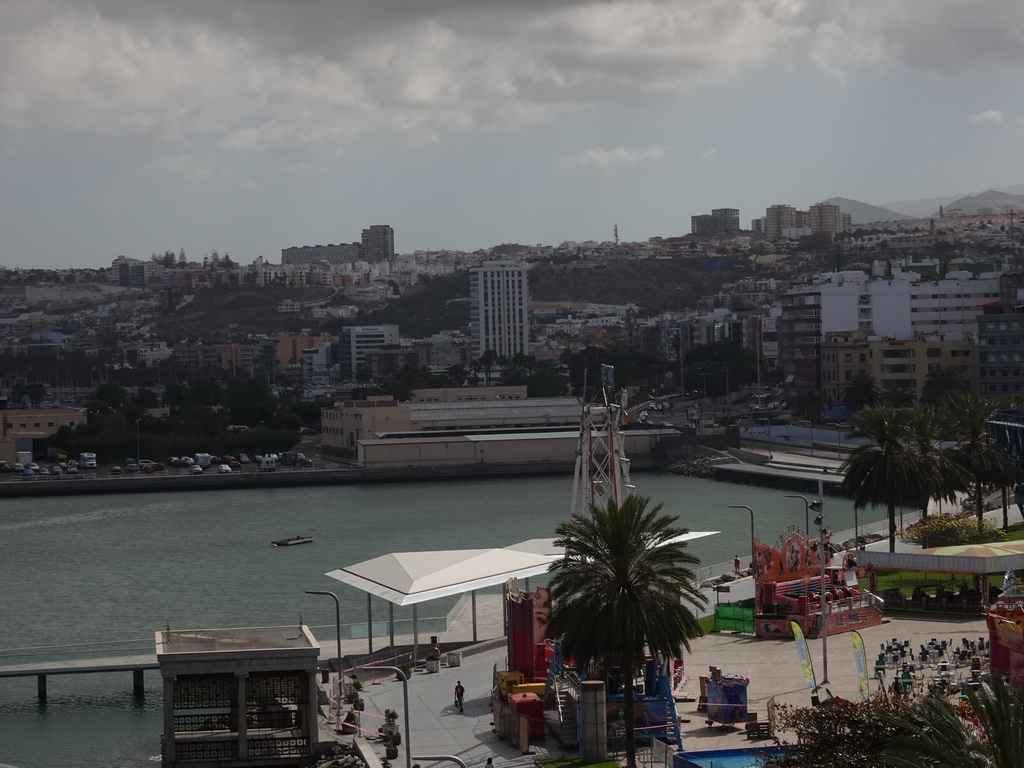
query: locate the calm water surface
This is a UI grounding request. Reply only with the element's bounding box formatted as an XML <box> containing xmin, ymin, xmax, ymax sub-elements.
<box><xmin>0</xmin><ymin>473</ymin><xmax>877</xmax><ymax>768</ymax></box>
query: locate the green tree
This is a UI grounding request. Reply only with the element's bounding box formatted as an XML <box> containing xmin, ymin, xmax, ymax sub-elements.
<box><xmin>842</xmin><ymin>371</ymin><xmax>879</xmax><ymax>410</ymax></box>
<box><xmin>878</xmin><ymin>674</ymin><xmax>1024</xmax><ymax>768</ymax></box>
<box><xmin>920</xmin><ymin>365</ymin><xmax>970</xmax><ymax>405</ymax></box>
<box><xmin>840</xmin><ymin>404</ymin><xmax>947</xmax><ymax>552</ymax></box>
<box><xmin>907</xmin><ymin>405</ymin><xmax>968</xmax><ymax>517</ymax></box>
<box><xmin>795</xmin><ymin>389</ymin><xmax>825</xmax><ymax>425</ymax></box>
<box><xmin>879</xmin><ymin>381</ymin><xmax>916</xmax><ymax>408</ymax></box>
<box><xmin>547</xmin><ymin>495</ymin><xmax>706</xmax><ymax>768</ymax></box>
<box><xmin>943</xmin><ymin>392</ymin><xmax>1021</xmax><ymax>528</ymax></box>
<box><xmin>479</xmin><ymin>349</ymin><xmax>499</xmax><ymax>387</ymax></box>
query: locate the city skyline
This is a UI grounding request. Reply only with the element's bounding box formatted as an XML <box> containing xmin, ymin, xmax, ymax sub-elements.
<box><xmin>1</xmin><ymin>0</ymin><xmax>1022</xmax><ymax>268</ymax></box>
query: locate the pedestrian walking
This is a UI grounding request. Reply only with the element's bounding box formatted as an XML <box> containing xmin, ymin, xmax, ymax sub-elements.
<box><xmin>454</xmin><ymin>680</ymin><xmax>465</xmax><ymax>713</ymax></box>
<box><xmin>733</xmin><ymin>555</ymin><xmax>741</xmax><ymax>574</ymax></box>
<box><xmin>485</xmin><ymin>759</ymin><xmax>494</xmax><ymax>768</ymax></box>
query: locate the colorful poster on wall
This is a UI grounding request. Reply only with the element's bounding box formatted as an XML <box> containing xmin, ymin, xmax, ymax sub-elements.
<box><xmin>851</xmin><ymin>630</ymin><xmax>869</xmax><ymax>701</ymax></box>
<box><xmin>790</xmin><ymin>620</ymin><xmax>818</xmax><ymax>691</ymax></box>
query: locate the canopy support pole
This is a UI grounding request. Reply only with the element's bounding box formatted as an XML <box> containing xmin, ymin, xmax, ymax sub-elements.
<box><xmin>389</xmin><ymin>603</ymin><xmax>395</xmax><ymax>652</ymax></box>
<box><xmin>472</xmin><ymin>591</ymin><xmax>478</xmax><ymax>643</ymax></box>
<box><xmin>413</xmin><ymin>605</ymin><xmax>419</xmax><ymax>666</ymax></box>
<box><xmin>367</xmin><ymin>593</ymin><xmax>373</xmax><ymax>654</ymax></box>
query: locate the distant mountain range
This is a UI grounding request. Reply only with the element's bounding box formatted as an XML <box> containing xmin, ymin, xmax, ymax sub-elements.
<box><xmin>880</xmin><ymin>185</ymin><xmax>1024</xmax><ymax>219</ymax></box>
<box><xmin>823</xmin><ymin>184</ymin><xmax>1024</xmax><ymax>224</ymax></box>
<box><xmin>823</xmin><ymin>197</ymin><xmax>912</xmax><ymax>224</ymax></box>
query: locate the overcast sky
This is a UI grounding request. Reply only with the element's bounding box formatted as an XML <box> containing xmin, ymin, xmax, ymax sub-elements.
<box><xmin>1</xmin><ymin>0</ymin><xmax>1022</xmax><ymax>268</ymax></box>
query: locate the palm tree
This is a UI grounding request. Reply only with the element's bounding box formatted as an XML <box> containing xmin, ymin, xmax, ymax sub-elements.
<box><xmin>879</xmin><ymin>381</ymin><xmax>916</xmax><ymax>408</ymax></box>
<box><xmin>920</xmin><ymin>365</ymin><xmax>970</xmax><ymax>405</ymax></box>
<box><xmin>840</xmin><ymin>404</ymin><xmax>940</xmax><ymax>552</ymax></box>
<box><xmin>943</xmin><ymin>392</ymin><xmax>1020</xmax><ymax>527</ymax></box>
<box><xmin>907</xmin><ymin>405</ymin><xmax>968</xmax><ymax>517</ymax></box>
<box><xmin>547</xmin><ymin>495</ymin><xmax>706</xmax><ymax>768</ymax></box>
<box><xmin>795</xmin><ymin>389</ymin><xmax>825</xmax><ymax>424</ymax></box>
<box><xmin>878</xmin><ymin>673</ymin><xmax>1024</xmax><ymax>768</ymax></box>
<box><xmin>842</xmin><ymin>371</ymin><xmax>879</xmax><ymax>411</ymax></box>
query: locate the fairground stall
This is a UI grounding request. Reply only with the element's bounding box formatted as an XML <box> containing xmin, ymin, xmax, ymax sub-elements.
<box><xmin>987</xmin><ymin>569</ymin><xmax>1024</xmax><ymax>687</ymax></box>
<box><xmin>753</xmin><ymin>525</ymin><xmax>884</xmax><ymax>638</ymax></box>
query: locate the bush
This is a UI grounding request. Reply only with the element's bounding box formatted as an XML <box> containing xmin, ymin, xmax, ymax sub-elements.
<box><xmin>901</xmin><ymin>514</ymin><xmax>1007</xmax><ymax>549</ymax></box>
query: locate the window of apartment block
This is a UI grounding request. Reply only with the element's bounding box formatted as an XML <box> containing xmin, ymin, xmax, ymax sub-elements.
<box><xmin>927</xmin><ymin>348</ymin><xmax>941</xmax><ymax>357</ymax></box>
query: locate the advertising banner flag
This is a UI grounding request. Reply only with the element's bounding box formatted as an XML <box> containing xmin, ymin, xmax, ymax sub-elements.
<box><xmin>851</xmin><ymin>630</ymin><xmax>870</xmax><ymax>701</ymax></box>
<box><xmin>790</xmin><ymin>621</ymin><xmax>818</xmax><ymax>691</ymax></box>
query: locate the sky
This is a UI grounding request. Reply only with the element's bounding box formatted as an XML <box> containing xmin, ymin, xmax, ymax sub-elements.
<box><xmin>1</xmin><ymin>1</ymin><xmax>1022</xmax><ymax>269</ymax></box>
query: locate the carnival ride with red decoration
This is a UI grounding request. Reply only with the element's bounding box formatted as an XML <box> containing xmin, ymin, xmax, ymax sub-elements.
<box><xmin>753</xmin><ymin>525</ymin><xmax>884</xmax><ymax>639</ymax></box>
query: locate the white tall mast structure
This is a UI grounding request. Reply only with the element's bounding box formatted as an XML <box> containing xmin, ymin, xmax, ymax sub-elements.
<box><xmin>570</xmin><ymin>364</ymin><xmax>634</xmax><ymax>517</ymax></box>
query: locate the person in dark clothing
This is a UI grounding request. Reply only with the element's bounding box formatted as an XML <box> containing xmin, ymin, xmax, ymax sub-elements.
<box><xmin>454</xmin><ymin>681</ymin><xmax>465</xmax><ymax>712</ymax></box>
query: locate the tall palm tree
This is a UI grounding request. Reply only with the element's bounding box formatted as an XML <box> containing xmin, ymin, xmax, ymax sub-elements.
<box><xmin>841</xmin><ymin>404</ymin><xmax>939</xmax><ymax>552</ymax></box>
<box><xmin>879</xmin><ymin>381</ymin><xmax>916</xmax><ymax>408</ymax></box>
<box><xmin>842</xmin><ymin>370</ymin><xmax>879</xmax><ymax>411</ymax></box>
<box><xmin>907</xmin><ymin>404</ymin><xmax>968</xmax><ymax>517</ymax></box>
<box><xmin>943</xmin><ymin>392</ymin><xmax>1021</xmax><ymax>527</ymax></box>
<box><xmin>920</xmin><ymin>365</ymin><xmax>970</xmax><ymax>405</ymax></box>
<box><xmin>547</xmin><ymin>495</ymin><xmax>706</xmax><ymax>768</ymax></box>
<box><xmin>878</xmin><ymin>673</ymin><xmax>1024</xmax><ymax>768</ymax></box>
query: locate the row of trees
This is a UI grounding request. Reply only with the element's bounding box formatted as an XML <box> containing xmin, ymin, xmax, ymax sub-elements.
<box><xmin>840</xmin><ymin>392</ymin><xmax>1020</xmax><ymax>552</ymax></box>
<box><xmin>843</xmin><ymin>365</ymin><xmax>971</xmax><ymax>411</ymax></box>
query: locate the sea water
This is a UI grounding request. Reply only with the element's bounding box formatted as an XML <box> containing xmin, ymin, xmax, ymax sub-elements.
<box><xmin>0</xmin><ymin>473</ymin><xmax>875</xmax><ymax>767</ymax></box>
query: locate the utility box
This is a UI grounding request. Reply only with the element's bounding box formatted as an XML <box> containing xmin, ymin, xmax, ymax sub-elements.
<box><xmin>497</xmin><ymin>671</ymin><xmax>524</xmax><ymax>697</ymax></box>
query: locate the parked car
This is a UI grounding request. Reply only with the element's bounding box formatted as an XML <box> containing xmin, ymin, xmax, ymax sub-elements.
<box><xmin>229</xmin><ymin>461</ymin><xmax>242</xmax><ymax>471</ymax></box>
<box><xmin>238</xmin><ymin>453</ymin><xmax>251</xmax><ymax>464</ymax></box>
<box><xmin>110</xmin><ymin>466</ymin><xmax>122</xmax><ymax>476</ymax></box>
<box><xmin>190</xmin><ymin>465</ymin><xmax>204</xmax><ymax>474</ymax></box>
<box><xmin>125</xmin><ymin>463</ymin><xmax>140</xmax><ymax>473</ymax></box>
<box><xmin>0</xmin><ymin>462</ymin><xmax>11</xmax><ymax>472</ymax></box>
<box><xmin>38</xmin><ymin>467</ymin><xmax>50</xmax><ymax>475</ymax></box>
<box><xmin>27</xmin><ymin>463</ymin><xmax>40</xmax><ymax>471</ymax></box>
<box><xmin>299</xmin><ymin>457</ymin><xmax>314</xmax><ymax>467</ymax></box>
<box><xmin>11</xmin><ymin>463</ymin><xmax>24</xmax><ymax>472</ymax></box>
<box><xmin>66</xmin><ymin>465</ymin><xmax>79</xmax><ymax>475</ymax></box>
<box><xmin>51</xmin><ymin>464</ymin><xmax>63</xmax><ymax>475</ymax></box>
<box><xmin>217</xmin><ymin>464</ymin><xmax>232</xmax><ymax>474</ymax></box>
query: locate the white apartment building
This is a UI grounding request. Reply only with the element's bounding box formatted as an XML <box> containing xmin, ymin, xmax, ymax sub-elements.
<box><xmin>337</xmin><ymin>324</ymin><xmax>400</xmax><ymax>379</ymax></box>
<box><xmin>470</xmin><ymin>261</ymin><xmax>530</xmax><ymax>360</ymax></box>
<box><xmin>815</xmin><ymin>272</ymin><xmax>1000</xmax><ymax>341</ymax></box>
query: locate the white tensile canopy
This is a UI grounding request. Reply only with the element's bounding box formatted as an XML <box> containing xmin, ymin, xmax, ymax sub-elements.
<box><xmin>324</xmin><ymin>532</ymin><xmax>718</xmax><ymax>659</ymax></box>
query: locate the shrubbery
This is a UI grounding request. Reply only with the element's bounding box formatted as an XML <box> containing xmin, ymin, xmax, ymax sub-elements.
<box><xmin>900</xmin><ymin>513</ymin><xmax>1007</xmax><ymax>549</ymax></box>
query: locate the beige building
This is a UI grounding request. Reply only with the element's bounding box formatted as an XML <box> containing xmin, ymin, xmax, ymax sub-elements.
<box><xmin>276</xmin><ymin>333</ymin><xmax>335</xmax><ymax>366</ymax></box>
<box><xmin>821</xmin><ymin>332</ymin><xmax>975</xmax><ymax>404</ymax></box>
<box><xmin>156</xmin><ymin>625</ymin><xmax>321</xmax><ymax>767</ymax></box>
<box><xmin>0</xmin><ymin>407</ymin><xmax>86</xmax><ymax>463</ymax></box>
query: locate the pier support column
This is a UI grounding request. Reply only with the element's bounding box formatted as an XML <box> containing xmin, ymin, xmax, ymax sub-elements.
<box><xmin>37</xmin><ymin>674</ymin><xmax>47</xmax><ymax>702</ymax></box>
<box><xmin>133</xmin><ymin>669</ymin><xmax>145</xmax><ymax>698</ymax></box>
<box><xmin>581</xmin><ymin>680</ymin><xmax>607</xmax><ymax>762</ymax></box>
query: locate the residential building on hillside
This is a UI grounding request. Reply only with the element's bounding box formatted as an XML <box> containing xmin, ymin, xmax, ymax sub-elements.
<box><xmin>276</xmin><ymin>332</ymin><xmax>335</xmax><ymax>366</ymax></box>
<box><xmin>281</xmin><ymin>243</ymin><xmax>360</xmax><ymax>265</ymax></box>
<box><xmin>469</xmin><ymin>261</ymin><xmax>530</xmax><ymax>360</ymax></box>
<box><xmin>808</xmin><ymin>202</ymin><xmax>843</xmax><ymax>236</ymax></box>
<box><xmin>764</xmin><ymin>205</ymin><xmax>797</xmax><ymax>240</ymax></box>
<box><xmin>360</xmin><ymin>225</ymin><xmax>395</xmax><ymax>264</ymax></box>
<box><xmin>691</xmin><ymin>208</ymin><xmax>740</xmax><ymax>236</ymax></box>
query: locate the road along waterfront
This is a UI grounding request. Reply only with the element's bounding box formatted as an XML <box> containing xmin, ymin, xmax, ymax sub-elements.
<box><xmin>0</xmin><ymin>472</ymin><xmax>877</xmax><ymax>768</ymax></box>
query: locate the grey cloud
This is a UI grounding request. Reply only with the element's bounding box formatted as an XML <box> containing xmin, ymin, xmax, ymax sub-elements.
<box><xmin>2</xmin><ymin>0</ymin><xmax>1021</xmax><ymax>152</ymax></box>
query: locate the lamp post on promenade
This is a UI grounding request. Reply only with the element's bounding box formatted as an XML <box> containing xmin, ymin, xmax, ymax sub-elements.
<box><xmin>306</xmin><ymin>591</ymin><xmax>343</xmax><ymax>726</ymax></box>
<box><xmin>728</xmin><ymin>505</ymin><xmax>756</xmax><ymax>573</ymax></box>
<box><xmin>365</xmin><ymin>665</ymin><xmax>412</xmax><ymax>768</ymax></box>
<box><xmin>785</xmin><ymin>495</ymin><xmax>822</xmax><ymax>536</ymax></box>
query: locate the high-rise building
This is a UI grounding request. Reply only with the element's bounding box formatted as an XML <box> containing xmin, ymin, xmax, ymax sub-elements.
<box><xmin>691</xmin><ymin>208</ymin><xmax>740</xmax><ymax>236</ymax></box>
<box><xmin>764</xmin><ymin>205</ymin><xmax>797</xmax><ymax>240</ymax></box>
<box><xmin>281</xmin><ymin>243</ymin><xmax>360</xmax><ymax>265</ymax></box>
<box><xmin>470</xmin><ymin>261</ymin><xmax>530</xmax><ymax>360</ymax></box>
<box><xmin>361</xmin><ymin>225</ymin><xmax>395</xmax><ymax>264</ymax></box>
<box><xmin>808</xmin><ymin>203</ymin><xmax>842</xmax><ymax>236</ymax></box>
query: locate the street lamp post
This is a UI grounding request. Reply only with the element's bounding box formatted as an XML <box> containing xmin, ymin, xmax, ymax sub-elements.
<box><xmin>135</xmin><ymin>419</ymin><xmax>141</xmax><ymax>463</ymax></box>
<box><xmin>306</xmin><ymin>591</ymin><xmax>343</xmax><ymax>726</ymax></box>
<box><xmin>813</xmin><ymin>496</ymin><xmax>829</xmax><ymax>685</ymax></box>
<box><xmin>728</xmin><ymin>505</ymin><xmax>756</xmax><ymax>573</ymax></box>
<box><xmin>784</xmin><ymin>495</ymin><xmax>821</xmax><ymax>535</ymax></box>
<box><xmin>366</xmin><ymin>665</ymin><xmax>412</xmax><ymax>768</ymax></box>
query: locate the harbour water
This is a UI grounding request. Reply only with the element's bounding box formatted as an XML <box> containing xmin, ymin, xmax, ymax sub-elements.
<box><xmin>0</xmin><ymin>472</ymin><xmax>877</xmax><ymax>768</ymax></box>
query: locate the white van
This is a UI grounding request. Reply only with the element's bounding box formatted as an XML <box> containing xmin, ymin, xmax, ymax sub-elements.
<box><xmin>258</xmin><ymin>456</ymin><xmax>277</xmax><ymax>472</ymax></box>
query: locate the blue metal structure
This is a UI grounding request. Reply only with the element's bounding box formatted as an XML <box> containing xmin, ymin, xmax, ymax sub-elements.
<box><xmin>989</xmin><ymin>410</ymin><xmax>1024</xmax><ymax>472</ymax></box>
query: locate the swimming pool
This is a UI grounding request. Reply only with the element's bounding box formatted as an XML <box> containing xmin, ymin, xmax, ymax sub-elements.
<box><xmin>676</xmin><ymin>746</ymin><xmax>787</xmax><ymax>768</ymax></box>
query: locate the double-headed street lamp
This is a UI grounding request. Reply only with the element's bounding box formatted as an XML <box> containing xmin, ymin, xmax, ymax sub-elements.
<box><xmin>728</xmin><ymin>505</ymin><xmax>755</xmax><ymax>573</ymax></box>
<box><xmin>306</xmin><ymin>591</ymin><xmax>342</xmax><ymax>727</ymax></box>
<box><xmin>784</xmin><ymin>495</ymin><xmax>823</xmax><ymax>536</ymax></box>
<box><xmin>814</xmin><ymin>506</ymin><xmax>830</xmax><ymax>685</ymax></box>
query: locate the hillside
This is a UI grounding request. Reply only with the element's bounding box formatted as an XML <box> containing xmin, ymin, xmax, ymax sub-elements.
<box><xmin>528</xmin><ymin>259</ymin><xmax>741</xmax><ymax>312</ymax></box>
<box><xmin>152</xmin><ymin>286</ymin><xmax>335</xmax><ymax>339</ymax></box>
<box><xmin>823</xmin><ymin>197</ymin><xmax>913</xmax><ymax>224</ymax></box>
